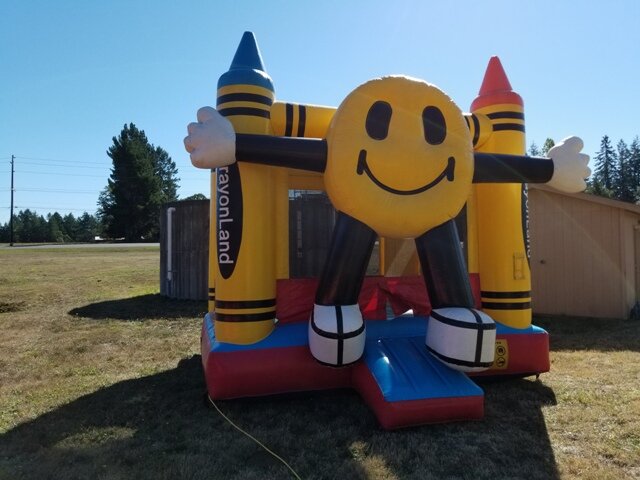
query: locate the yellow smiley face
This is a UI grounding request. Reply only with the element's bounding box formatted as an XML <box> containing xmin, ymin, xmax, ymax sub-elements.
<box><xmin>324</xmin><ymin>76</ymin><xmax>474</xmax><ymax>238</ymax></box>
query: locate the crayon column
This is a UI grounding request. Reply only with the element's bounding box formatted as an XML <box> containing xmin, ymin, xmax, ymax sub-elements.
<box><xmin>213</xmin><ymin>32</ymin><xmax>276</xmax><ymax>344</ymax></box>
<box><xmin>471</xmin><ymin>57</ymin><xmax>532</xmax><ymax>329</ymax></box>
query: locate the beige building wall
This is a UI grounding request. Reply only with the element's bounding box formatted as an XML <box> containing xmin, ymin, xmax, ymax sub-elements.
<box><xmin>529</xmin><ymin>185</ymin><xmax>640</xmax><ymax>319</ymax></box>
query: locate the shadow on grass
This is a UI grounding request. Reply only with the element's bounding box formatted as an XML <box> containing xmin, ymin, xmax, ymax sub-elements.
<box><xmin>535</xmin><ymin>315</ymin><xmax>640</xmax><ymax>352</ymax></box>
<box><xmin>0</xmin><ymin>355</ymin><xmax>560</xmax><ymax>480</ymax></box>
<box><xmin>69</xmin><ymin>294</ymin><xmax>207</xmax><ymax>321</ymax></box>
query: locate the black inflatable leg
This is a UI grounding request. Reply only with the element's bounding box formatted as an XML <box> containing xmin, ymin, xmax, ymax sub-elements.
<box><xmin>315</xmin><ymin>212</ymin><xmax>377</xmax><ymax>305</ymax></box>
<box><xmin>415</xmin><ymin>219</ymin><xmax>475</xmax><ymax>309</ymax></box>
<box><xmin>310</xmin><ymin>212</ymin><xmax>377</xmax><ymax>366</ymax></box>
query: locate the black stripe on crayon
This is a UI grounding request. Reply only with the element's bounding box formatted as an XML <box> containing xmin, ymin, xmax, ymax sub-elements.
<box><xmin>218</xmin><ymin>107</ymin><xmax>270</xmax><ymax>119</ymax></box>
<box><xmin>208</xmin><ymin>296</ymin><xmax>216</xmax><ymax>302</ymax></box>
<box><xmin>217</xmin><ymin>93</ymin><xmax>273</xmax><ymax>106</ymax></box>
<box><xmin>487</xmin><ymin>111</ymin><xmax>525</xmax><ymax>120</ymax></box>
<box><xmin>215</xmin><ymin>311</ymin><xmax>275</xmax><ymax>322</ymax></box>
<box><xmin>297</xmin><ymin>105</ymin><xmax>306</xmax><ymax>137</ymax></box>
<box><xmin>471</xmin><ymin>114</ymin><xmax>480</xmax><ymax>146</ymax></box>
<box><xmin>431</xmin><ymin>310</ymin><xmax>496</xmax><ymax>331</ymax></box>
<box><xmin>481</xmin><ymin>291</ymin><xmax>531</xmax><ymax>299</ymax></box>
<box><xmin>464</xmin><ymin>116</ymin><xmax>470</xmax><ymax>129</ymax></box>
<box><xmin>285</xmin><ymin>103</ymin><xmax>294</xmax><ymax>136</ymax></box>
<box><xmin>468</xmin><ymin>308</ymin><xmax>484</xmax><ymax>364</ymax></box>
<box><xmin>215</xmin><ymin>298</ymin><xmax>277</xmax><ymax>309</ymax></box>
<box><xmin>209</xmin><ymin>288</ymin><xmax>216</xmax><ymax>293</ymax></box>
<box><xmin>482</xmin><ymin>302</ymin><xmax>532</xmax><ymax>310</ymax></box>
<box><xmin>427</xmin><ymin>346</ymin><xmax>494</xmax><ymax>369</ymax></box>
<box><xmin>493</xmin><ymin>123</ymin><xmax>525</xmax><ymax>133</ymax></box>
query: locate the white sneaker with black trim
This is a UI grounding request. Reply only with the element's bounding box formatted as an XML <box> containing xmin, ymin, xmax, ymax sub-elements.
<box><xmin>308</xmin><ymin>304</ymin><xmax>366</xmax><ymax>367</ymax></box>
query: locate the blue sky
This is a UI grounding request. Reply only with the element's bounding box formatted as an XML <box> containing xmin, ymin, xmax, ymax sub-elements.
<box><xmin>2</xmin><ymin>0</ymin><xmax>639</xmax><ymax>223</ymax></box>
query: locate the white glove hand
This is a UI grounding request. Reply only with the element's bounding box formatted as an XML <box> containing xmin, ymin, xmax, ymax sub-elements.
<box><xmin>546</xmin><ymin>136</ymin><xmax>591</xmax><ymax>193</ymax></box>
<box><xmin>184</xmin><ymin>107</ymin><xmax>236</xmax><ymax>169</ymax></box>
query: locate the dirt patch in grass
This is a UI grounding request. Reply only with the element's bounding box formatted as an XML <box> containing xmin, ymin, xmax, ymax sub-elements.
<box><xmin>0</xmin><ymin>301</ymin><xmax>25</xmax><ymax>313</ymax></box>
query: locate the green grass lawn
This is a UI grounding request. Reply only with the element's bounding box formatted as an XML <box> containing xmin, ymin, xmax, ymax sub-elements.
<box><xmin>0</xmin><ymin>247</ymin><xmax>638</xmax><ymax>479</ymax></box>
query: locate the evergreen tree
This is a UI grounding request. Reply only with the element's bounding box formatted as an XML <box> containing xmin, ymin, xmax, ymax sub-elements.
<box><xmin>528</xmin><ymin>142</ymin><xmax>541</xmax><ymax>156</ymax></box>
<box><xmin>76</xmin><ymin>212</ymin><xmax>100</xmax><ymax>242</ymax></box>
<box><xmin>541</xmin><ymin>138</ymin><xmax>555</xmax><ymax>156</ymax></box>
<box><xmin>61</xmin><ymin>213</ymin><xmax>79</xmax><ymax>241</ymax></box>
<box><xmin>629</xmin><ymin>136</ymin><xmax>640</xmax><ymax>203</ymax></box>
<box><xmin>14</xmin><ymin>210</ymin><xmax>48</xmax><ymax>242</ymax></box>
<box><xmin>592</xmin><ymin>135</ymin><xmax>617</xmax><ymax>192</ymax></box>
<box><xmin>47</xmin><ymin>213</ymin><xmax>67</xmax><ymax>243</ymax></box>
<box><xmin>98</xmin><ymin>123</ymin><xmax>176</xmax><ymax>241</ymax></box>
<box><xmin>0</xmin><ymin>221</ymin><xmax>9</xmax><ymax>243</ymax></box>
<box><xmin>614</xmin><ymin>139</ymin><xmax>635</xmax><ymax>202</ymax></box>
<box><xmin>153</xmin><ymin>146</ymin><xmax>179</xmax><ymax>204</ymax></box>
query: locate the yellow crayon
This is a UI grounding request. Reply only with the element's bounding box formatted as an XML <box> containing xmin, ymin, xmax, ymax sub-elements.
<box><xmin>212</xmin><ymin>32</ymin><xmax>277</xmax><ymax>344</ymax></box>
<box><xmin>471</xmin><ymin>57</ymin><xmax>532</xmax><ymax>329</ymax></box>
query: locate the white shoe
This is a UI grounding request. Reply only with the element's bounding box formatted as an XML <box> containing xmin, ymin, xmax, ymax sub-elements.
<box><xmin>308</xmin><ymin>304</ymin><xmax>366</xmax><ymax>367</ymax></box>
<box><xmin>426</xmin><ymin>307</ymin><xmax>496</xmax><ymax>372</ymax></box>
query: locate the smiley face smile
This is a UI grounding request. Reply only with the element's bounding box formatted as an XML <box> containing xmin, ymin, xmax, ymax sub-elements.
<box><xmin>356</xmin><ymin>149</ymin><xmax>455</xmax><ymax>196</ymax></box>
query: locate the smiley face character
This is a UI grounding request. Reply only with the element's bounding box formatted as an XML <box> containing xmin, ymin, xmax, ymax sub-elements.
<box><xmin>324</xmin><ymin>76</ymin><xmax>474</xmax><ymax>239</ymax></box>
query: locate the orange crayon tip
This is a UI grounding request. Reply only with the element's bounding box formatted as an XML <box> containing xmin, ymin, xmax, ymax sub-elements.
<box><xmin>471</xmin><ymin>56</ymin><xmax>523</xmax><ymax>111</ymax></box>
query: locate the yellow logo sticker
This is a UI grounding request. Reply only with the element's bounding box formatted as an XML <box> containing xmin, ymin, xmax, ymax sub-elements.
<box><xmin>493</xmin><ymin>339</ymin><xmax>509</xmax><ymax>369</ymax></box>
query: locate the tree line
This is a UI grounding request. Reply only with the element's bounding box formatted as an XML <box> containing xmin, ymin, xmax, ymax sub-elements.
<box><xmin>0</xmin><ymin>210</ymin><xmax>100</xmax><ymax>243</ymax></box>
<box><xmin>587</xmin><ymin>135</ymin><xmax>640</xmax><ymax>203</ymax></box>
<box><xmin>531</xmin><ymin>135</ymin><xmax>640</xmax><ymax>204</ymax></box>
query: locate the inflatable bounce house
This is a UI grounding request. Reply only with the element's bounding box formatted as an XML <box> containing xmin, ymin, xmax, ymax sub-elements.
<box><xmin>184</xmin><ymin>32</ymin><xmax>589</xmax><ymax>429</ymax></box>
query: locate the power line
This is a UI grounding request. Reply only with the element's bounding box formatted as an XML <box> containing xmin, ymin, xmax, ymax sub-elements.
<box><xmin>14</xmin><ymin>155</ymin><xmax>108</xmax><ymax>165</ymax></box>
<box><xmin>14</xmin><ymin>169</ymin><xmax>199</xmax><ymax>181</ymax></box>
<box><xmin>17</xmin><ymin>170</ymin><xmax>107</xmax><ymax>178</ymax></box>
<box><xmin>16</xmin><ymin>160</ymin><xmax>108</xmax><ymax>170</ymax></box>
<box><xmin>17</xmin><ymin>188</ymin><xmax>98</xmax><ymax>194</ymax></box>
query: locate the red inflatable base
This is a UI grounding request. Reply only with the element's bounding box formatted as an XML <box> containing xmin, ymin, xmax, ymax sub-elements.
<box><xmin>201</xmin><ymin>316</ymin><xmax>549</xmax><ymax>429</ymax></box>
<box><xmin>201</xmin><ymin>345</ymin><xmax>485</xmax><ymax>429</ymax></box>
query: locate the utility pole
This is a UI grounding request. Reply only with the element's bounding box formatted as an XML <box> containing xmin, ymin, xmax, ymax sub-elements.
<box><xmin>9</xmin><ymin>155</ymin><xmax>14</xmax><ymax>246</ymax></box>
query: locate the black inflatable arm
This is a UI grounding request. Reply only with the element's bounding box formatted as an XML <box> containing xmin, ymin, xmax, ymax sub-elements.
<box><xmin>234</xmin><ymin>134</ymin><xmax>554</xmax><ymax>183</ymax></box>
<box><xmin>473</xmin><ymin>153</ymin><xmax>554</xmax><ymax>183</ymax></box>
<box><xmin>235</xmin><ymin>133</ymin><xmax>327</xmax><ymax>173</ymax></box>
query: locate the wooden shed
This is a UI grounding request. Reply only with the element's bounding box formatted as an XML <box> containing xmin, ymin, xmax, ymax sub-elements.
<box><xmin>159</xmin><ymin>200</ymin><xmax>210</xmax><ymax>300</ymax></box>
<box><xmin>529</xmin><ymin>184</ymin><xmax>640</xmax><ymax>319</ymax></box>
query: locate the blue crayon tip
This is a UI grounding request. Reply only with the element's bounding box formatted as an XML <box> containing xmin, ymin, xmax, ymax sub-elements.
<box><xmin>230</xmin><ymin>31</ymin><xmax>266</xmax><ymax>72</ymax></box>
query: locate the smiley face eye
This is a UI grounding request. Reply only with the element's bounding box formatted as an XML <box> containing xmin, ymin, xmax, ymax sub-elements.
<box><xmin>365</xmin><ymin>101</ymin><xmax>392</xmax><ymax>140</ymax></box>
<box><xmin>422</xmin><ymin>106</ymin><xmax>446</xmax><ymax>145</ymax></box>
